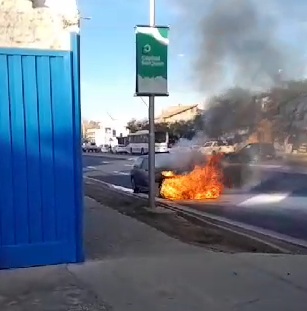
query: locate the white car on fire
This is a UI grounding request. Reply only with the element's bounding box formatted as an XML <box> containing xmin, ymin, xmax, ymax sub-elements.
<box><xmin>200</xmin><ymin>140</ymin><xmax>235</xmax><ymax>155</ymax></box>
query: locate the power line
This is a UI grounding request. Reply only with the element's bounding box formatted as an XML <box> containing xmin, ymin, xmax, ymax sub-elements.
<box><xmin>140</xmin><ymin>97</ymin><xmax>148</xmax><ymax>107</ymax></box>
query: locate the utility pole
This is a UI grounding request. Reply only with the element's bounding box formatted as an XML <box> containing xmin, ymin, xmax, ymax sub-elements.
<box><xmin>148</xmin><ymin>0</ymin><xmax>156</xmax><ymax>209</ymax></box>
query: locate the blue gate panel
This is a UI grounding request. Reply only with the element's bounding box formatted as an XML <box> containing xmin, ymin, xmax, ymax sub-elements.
<box><xmin>0</xmin><ymin>42</ymin><xmax>83</xmax><ymax>269</ymax></box>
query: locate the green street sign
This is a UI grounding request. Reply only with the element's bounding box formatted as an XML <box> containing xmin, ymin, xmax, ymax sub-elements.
<box><xmin>135</xmin><ymin>25</ymin><xmax>169</xmax><ymax>96</ymax></box>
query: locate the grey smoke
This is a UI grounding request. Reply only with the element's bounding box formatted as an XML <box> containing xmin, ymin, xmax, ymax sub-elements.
<box><xmin>185</xmin><ymin>0</ymin><xmax>305</xmax><ymax>92</ymax></box>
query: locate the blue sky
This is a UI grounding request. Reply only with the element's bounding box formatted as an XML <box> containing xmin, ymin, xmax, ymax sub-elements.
<box><xmin>78</xmin><ymin>0</ymin><xmax>307</xmax><ymax>123</ymax></box>
<box><xmin>78</xmin><ymin>0</ymin><xmax>203</xmax><ymax>122</ymax></box>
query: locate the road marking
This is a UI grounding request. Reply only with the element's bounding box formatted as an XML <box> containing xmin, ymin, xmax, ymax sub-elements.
<box><xmin>113</xmin><ymin>170</ymin><xmax>130</xmax><ymax>176</ymax></box>
<box><xmin>124</xmin><ymin>164</ymin><xmax>133</xmax><ymax>167</ymax></box>
<box><xmin>86</xmin><ymin>166</ymin><xmax>96</xmax><ymax>170</ymax></box>
<box><xmin>102</xmin><ymin>161</ymin><xmax>110</xmax><ymax>164</ymax></box>
<box><xmin>247</xmin><ymin>164</ymin><xmax>282</xmax><ymax>168</ymax></box>
<box><xmin>239</xmin><ymin>193</ymin><xmax>289</xmax><ymax>207</ymax></box>
<box><xmin>111</xmin><ymin>184</ymin><xmax>133</xmax><ymax>193</ymax></box>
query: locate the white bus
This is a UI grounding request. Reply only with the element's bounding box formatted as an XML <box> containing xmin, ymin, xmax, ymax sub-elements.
<box><xmin>127</xmin><ymin>130</ymin><xmax>169</xmax><ymax>154</ymax></box>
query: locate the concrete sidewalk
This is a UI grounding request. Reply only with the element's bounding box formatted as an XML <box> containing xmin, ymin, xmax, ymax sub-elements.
<box><xmin>1</xmin><ymin>198</ymin><xmax>307</xmax><ymax>310</ymax></box>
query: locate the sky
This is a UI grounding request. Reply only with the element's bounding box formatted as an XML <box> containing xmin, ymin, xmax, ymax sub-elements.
<box><xmin>78</xmin><ymin>0</ymin><xmax>307</xmax><ymax>124</ymax></box>
<box><xmin>78</xmin><ymin>0</ymin><xmax>203</xmax><ymax>123</ymax></box>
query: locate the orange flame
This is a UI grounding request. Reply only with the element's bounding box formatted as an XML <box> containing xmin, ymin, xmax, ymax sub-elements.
<box><xmin>160</xmin><ymin>155</ymin><xmax>224</xmax><ymax>200</ymax></box>
<box><xmin>161</xmin><ymin>170</ymin><xmax>176</xmax><ymax>177</ymax></box>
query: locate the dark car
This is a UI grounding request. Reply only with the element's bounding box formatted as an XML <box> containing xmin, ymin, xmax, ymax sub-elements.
<box><xmin>226</xmin><ymin>143</ymin><xmax>276</xmax><ymax>164</ymax></box>
<box><xmin>223</xmin><ymin>143</ymin><xmax>277</xmax><ymax>188</ymax></box>
<box><xmin>130</xmin><ymin>152</ymin><xmax>205</xmax><ymax>195</ymax></box>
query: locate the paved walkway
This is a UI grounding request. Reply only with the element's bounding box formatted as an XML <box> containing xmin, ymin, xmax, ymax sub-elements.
<box><xmin>0</xmin><ymin>197</ymin><xmax>307</xmax><ymax>310</ymax></box>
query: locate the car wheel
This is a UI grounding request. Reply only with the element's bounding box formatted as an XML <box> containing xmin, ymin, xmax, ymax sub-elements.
<box><xmin>131</xmin><ymin>177</ymin><xmax>140</xmax><ymax>193</ymax></box>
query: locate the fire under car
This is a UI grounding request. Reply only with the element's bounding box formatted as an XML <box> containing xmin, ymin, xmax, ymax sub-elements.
<box><xmin>130</xmin><ymin>143</ymin><xmax>279</xmax><ymax>197</ymax></box>
<box><xmin>130</xmin><ymin>152</ymin><xmax>206</xmax><ymax>195</ymax></box>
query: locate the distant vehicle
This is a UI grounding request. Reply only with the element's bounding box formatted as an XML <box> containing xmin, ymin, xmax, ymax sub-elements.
<box><xmin>130</xmin><ymin>152</ymin><xmax>205</xmax><ymax>195</ymax></box>
<box><xmin>126</xmin><ymin>130</ymin><xmax>169</xmax><ymax>154</ymax></box>
<box><xmin>284</xmin><ymin>131</ymin><xmax>307</xmax><ymax>154</ymax></box>
<box><xmin>200</xmin><ymin>140</ymin><xmax>235</xmax><ymax>155</ymax></box>
<box><xmin>100</xmin><ymin>144</ymin><xmax>111</xmax><ymax>153</ymax></box>
<box><xmin>297</xmin><ymin>143</ymin><xmax>307</xmax><ymax>154</ymax></box>
<box><xmin>225</xmin><ymin>143</ymin><xmax>276</xmax><ymax>163</ymax></box>
<box><xmin>222</xmin><ymin>142</ymin><xmax>278</xmax><ymax>188</ymax></box>
<box><xmin>113</xmin><ymin>144</ymin><xmax>128</xmax><ymax>154</ymax></box>
<box><xmin>82</xmin><ymin>142</ymin><xmax>100</xmax><ymax>153</ymax></box>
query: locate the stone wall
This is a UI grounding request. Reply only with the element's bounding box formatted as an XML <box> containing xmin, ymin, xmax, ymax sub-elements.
<box><xmin>0</xmin><ymin>0</ymin><xmax>79</xmax><ymax>50</ymax></box>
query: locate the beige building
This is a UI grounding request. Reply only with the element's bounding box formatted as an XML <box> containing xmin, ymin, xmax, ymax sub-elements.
<box><xmin>0</xmin><ymin>0</ymin><xmax>79</xmax><ymax>50</ymax></box>
<box><xmin>156</xmin><ymin>104</ymin><xmax>200</xmax><ymax>123</ymax></box>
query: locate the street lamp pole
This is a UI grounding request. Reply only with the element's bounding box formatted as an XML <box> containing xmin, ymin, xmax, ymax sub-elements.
<box><xmin>148</xmin><ymin>0</ymin><xmax>156</xmax><ymax>208</ymax></box>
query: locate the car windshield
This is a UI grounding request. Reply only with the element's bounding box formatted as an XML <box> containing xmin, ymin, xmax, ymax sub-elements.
<box><xmin>217</xmin><ymin>140</ymin><xmax>228</xmax><ymax>146</ymax></box>
<box><xmin>155</xmin><ymin>153</ymin><xmax>173</xmax><ymax>168</ymax></box>
<box><xmin>259</xmin><ymin>144</ymin><xmax>275</xmax><ymax>153</ymax></box>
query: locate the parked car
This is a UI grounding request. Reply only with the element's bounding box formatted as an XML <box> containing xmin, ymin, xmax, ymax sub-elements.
<box><xmin>100</xmin><ymin>144</ymin><xmax>111</xmax><ymax>153</ymax></box>
<box><xmin>130</xmin><ymin>152</ymin><xmax>205</xmax><ymax>195</ymax></box>
<box><xmin>200</xmin><ymin>140</ymin><xmax>235</xmax><ymax>155</ymax></box>
<box><xmin>82</xmin><ymin>142</ymin><xmax>100</xmax><ymax>153</ymax></box>
<box><xmin>222</xmin><ymin>142</ymin><xmax>278</xmax><ymax>188</ymax></box>
<box><xmin>112</xmin><ymin>144</ymin><xmax>128</xmax><ymax>154</ymax></box>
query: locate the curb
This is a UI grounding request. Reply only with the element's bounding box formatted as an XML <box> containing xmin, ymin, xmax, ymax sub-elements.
<box><xmin>84</xmin><ymin>177</ymin><xmax>307</xmax><ymax>254</ymax></box>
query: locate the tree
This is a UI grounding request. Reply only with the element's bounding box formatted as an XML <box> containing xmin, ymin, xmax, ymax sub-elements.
<box><xmin>199</xmin><ymin>80</ymin><xmax>307</xmax><ymax>142</ymax></box>
<box><xmin>126</xmin><ymin>118</ymin><xmax>148</xmax><ymax>132</ymax></box>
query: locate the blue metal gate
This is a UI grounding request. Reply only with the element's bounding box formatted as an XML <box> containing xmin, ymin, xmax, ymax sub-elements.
<box><xmin>0</xmin><ymin>35</ymin><xmax>83</xmax><ymax>269</ymax></box>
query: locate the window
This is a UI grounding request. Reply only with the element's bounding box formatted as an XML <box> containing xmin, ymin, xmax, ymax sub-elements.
<box><xmin>155</xmin><ymin>132</ymin><xmax>167</xmax><ymax>143</ymax></box>
<box><xmin>141</xmin><ymin>158</ymin><xmax>149</xmax><ymax>170</ymax></box>
<box><xmin>112</xmin><ymin>130</ymin><xmax>116</xmax><ymax>136</ymax></box>
<box><xmin>217</xmin><ymin>140</ymin><xmax>228</xmax><ymax>146</ymax></box>
<box><xmin>241</xmin><ymin>144</ymin><xmax>257</xmax><ymax>155</ymax></box>
<box><xmin>129</xmin><ymin>134</ymin><xmax>149</xmax><ymax>144</ymax></box>
<box><xmin>133</xmin><ymin>157</ymin><xmax>143</xmax><ymax>168</ymax></box>
<box><xmin>155</xmin><ymin>153</ymin><xmax>172</xmax><ymax>168</ymax></box>
<box><xmin>260</xmin><ymin>144</ymin><xmax>275</xmax><ymax>155</ymax></box>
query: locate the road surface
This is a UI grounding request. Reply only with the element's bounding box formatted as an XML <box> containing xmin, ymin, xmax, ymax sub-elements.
<box><xmin>83</xmin><ymin>153</ymin><xmax>307</xmax><ymax>241</ymax></box>
<box><xmin>83</xmin><ymin>153</ymin><xmax>135</xmax><ymax>189</ymax></box>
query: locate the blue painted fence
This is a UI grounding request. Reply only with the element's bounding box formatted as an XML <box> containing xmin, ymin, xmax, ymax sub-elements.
<box><xmin>0</xmin><ymin>35</ymin><xmax>83</xmax><ymax>269</ymax></box>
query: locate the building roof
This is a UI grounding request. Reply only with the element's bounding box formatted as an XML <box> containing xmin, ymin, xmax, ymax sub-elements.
<box><xmin>157</xmin><ymin>104</ymin><xmax>199</xmax><ymax>120</ymax></box>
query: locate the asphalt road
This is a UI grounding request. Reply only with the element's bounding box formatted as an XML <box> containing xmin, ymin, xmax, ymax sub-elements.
<box><xmin>83</xmin><ymin>153</ymin><xmax>135</xmax><ymax>189</ymax></box>
<box><xmin>83</xmin><ymin>153</ymin><xmax>307</xmax><ymax>241</ymax></box>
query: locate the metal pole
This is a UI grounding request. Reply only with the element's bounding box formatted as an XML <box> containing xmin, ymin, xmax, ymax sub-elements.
<box><xmin>148</xmin><ymin>0</ymin><xmax>156</xmax><ymax>208</ymax></box>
